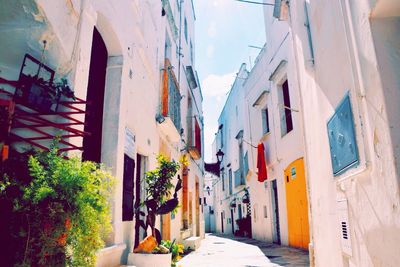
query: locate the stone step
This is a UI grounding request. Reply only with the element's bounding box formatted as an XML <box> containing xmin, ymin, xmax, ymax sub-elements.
<box><xmin>182</xmin><ymin>236</ymin><xmax>202</xmax><ymax>251</ymax></box>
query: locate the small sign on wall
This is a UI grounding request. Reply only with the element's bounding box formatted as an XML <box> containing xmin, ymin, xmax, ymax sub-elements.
<box><xmin>291</xmin><ymin>167</ymin><xmax>296</xmax><ymax>178</ymax></box>
<box><xmin>124</xmin><ymin>127</ymin><xmax>136</xmax><ymax>159</ymax></box>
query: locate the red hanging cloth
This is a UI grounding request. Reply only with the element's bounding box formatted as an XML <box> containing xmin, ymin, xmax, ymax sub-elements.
<box><xmin>257</xmin><ymin>143</ymin><xmax>268</xmax><ymax>182</ymax></box>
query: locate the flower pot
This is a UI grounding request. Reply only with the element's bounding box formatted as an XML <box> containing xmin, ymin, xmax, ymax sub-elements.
<box><xmin>26</xmin><ymin>83</ymin><xmax>54</xmax><ymax>112</ymax></box>
<box><xmin>127</xmin><ymin>252</ymin><xmax>172</xmax><ymax>267</ymax></box>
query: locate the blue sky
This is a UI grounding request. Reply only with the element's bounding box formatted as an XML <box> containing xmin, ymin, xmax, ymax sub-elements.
<box><xmin>193</xmin><ymin>0</ymin><xmax>266</xmax><ymax>161</ymax></box>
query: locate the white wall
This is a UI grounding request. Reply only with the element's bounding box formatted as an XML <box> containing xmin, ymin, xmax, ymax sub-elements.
<box><xmin>0</xmin><ymin>0</ymin><xmax>204</xmax><ymax>265</ymax></box>
<box><xmin>288</xmin><ymin>0</ymin><xmax>400</xmax><ymax>266</ymax></box>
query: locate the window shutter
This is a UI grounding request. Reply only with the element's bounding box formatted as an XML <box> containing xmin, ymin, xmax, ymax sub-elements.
<box><xmin>122</xmin><ymin>154</ymin><xmax>135</xmax><ymax>221</ymax></box>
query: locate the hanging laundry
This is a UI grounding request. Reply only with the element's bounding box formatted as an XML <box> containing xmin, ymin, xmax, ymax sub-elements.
<box><xmin>257</xmin><ymin>143</ymin><xmax>268</xmax><ymax>182</ymax></box>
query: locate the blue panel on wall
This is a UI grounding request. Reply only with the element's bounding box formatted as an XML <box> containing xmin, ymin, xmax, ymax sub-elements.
<box><xmin>327</xmin><ymin>93</ymin><xmax>359</xmax><ymax>176</ymax></box>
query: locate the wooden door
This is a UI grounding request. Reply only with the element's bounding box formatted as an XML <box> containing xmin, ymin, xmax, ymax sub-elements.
<box><xmin>195</xmin><ymin>177</ymin><xmax>200</xmax><ymax>236</ymax></box>
<box><xmin>284</xmin><ymin>158</ymin><xmax>310</xmax><ymax>249</ymax></box>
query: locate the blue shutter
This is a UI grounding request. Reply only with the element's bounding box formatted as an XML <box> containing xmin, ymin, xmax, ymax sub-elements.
<box><xmin>273</xmin><ymin>0</ymin><xmax>281</xmax><ymax>19</ymax></box>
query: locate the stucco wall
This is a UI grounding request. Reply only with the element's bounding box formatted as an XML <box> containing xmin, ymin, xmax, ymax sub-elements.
<box><xmin>289</xmin><ymin>0</ymin><xmax>400</xmax><ymax>266</ymax></box>
<box><xmin>0</xmin><ymin>0</ymin><xmax>204</xmax><ymax>265</ymax></box>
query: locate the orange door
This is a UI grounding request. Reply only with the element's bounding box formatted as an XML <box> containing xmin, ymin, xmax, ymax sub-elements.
<box><xmin>284</xmin><ymin>158</ymin><xmax>310</xmax><ymax>249</ymax></box>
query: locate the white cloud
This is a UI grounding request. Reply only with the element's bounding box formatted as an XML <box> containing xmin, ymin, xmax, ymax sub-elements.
<box><xmin>201</xmin><ymin>72</ymin><xmax>236</xmax><ymax>97</ymax></box>
<box><xmin>206</xmin><ymin>44</ymin><xmax>215</xmax><ymax>58</ymax></box>
<box><xmin>208</xmin><ymin>21</ymin><xmax>217</xmax><ymax>38</ymax></box>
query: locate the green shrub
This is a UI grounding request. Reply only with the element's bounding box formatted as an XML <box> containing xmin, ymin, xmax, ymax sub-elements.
<box><xmin>0</xmin><ymin>145</ymin><xmax>115</xmax><ymax>266</ymax></box>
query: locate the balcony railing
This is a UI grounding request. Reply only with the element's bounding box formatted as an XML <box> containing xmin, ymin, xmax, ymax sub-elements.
<box><xmin>161</xmin><ymin>58</ymin><xmax>181</xmax><ymax>133</ymax></box>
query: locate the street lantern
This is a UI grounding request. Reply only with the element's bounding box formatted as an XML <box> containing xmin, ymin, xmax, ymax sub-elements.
<box><xmin>206</xmin><ymin>186</ymin><xmax>211</xmax><ymax>196</ymax></box>
<box><xmin>205</xmin><ymin>149</ymin><xmax>225</xmax><ymax>177</ymax></box>
<box><xmin>216</xmin><ymin>149</ymin><xmax>224</xmax><ymax>163</ymax></box>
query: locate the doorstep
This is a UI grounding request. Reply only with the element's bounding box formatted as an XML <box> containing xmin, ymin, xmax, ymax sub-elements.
<box><xmin>182</xmin><ymin>236</ymin><xmax>202</xmax><ymax>251</ymax></box>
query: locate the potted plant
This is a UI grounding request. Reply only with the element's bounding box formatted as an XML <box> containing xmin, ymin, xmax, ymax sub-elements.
<box><xmin>16</xmin><ymin>74</ymin><xmax>55</xmax><ymax>112</ymax></box>
<box><xmin>159</xmin><ymin>240</ymin><xmax>185</xmax><ymax>267</ymax></box>
<box><xmin>128</xmin><ymin>155</ymin><xmax>182</xmax><ymax>267</ymax></box>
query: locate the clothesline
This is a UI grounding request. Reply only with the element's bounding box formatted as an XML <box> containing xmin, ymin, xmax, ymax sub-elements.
<box><xmin>242</xmin><ymin>139</ymin><xmax>258</xmax><ymax>148</ymax></box>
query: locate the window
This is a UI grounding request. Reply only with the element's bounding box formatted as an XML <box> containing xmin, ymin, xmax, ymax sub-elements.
<box><xmin>280</xmin><ymin>80</ymin><xmax>293</xmax><ymax>136</ymax></box>
<box><xmin>190</xmin><ymin>40</ymin><xmax>194</xmax><ymax>63</ymax></box>
<box><xmin>165</xmin><ymin>33</ymin><xmax>171</xmax><ymax>59</ymax></box>
<box><xmin>187</xmin><ymin>109</ymin><xmax>202</xmax><ymax>159</ymax></box>
<box><xmin>220</xmin><ymin>126</ymin><xmax>224</xmax><ymax>148</ymax></box>
<box><xmin>263</xmin><ymin>205</ymin><xmax>268</xmax><ymax>218</ymax></box>
<box><xmin>228</xmin><ymin>168</ymin><xmax>233</xmax><ymax>195</ymax></box>
<box><xmin>184</xmin><ymin>18</ymin><xmax>188</xmax><ymax>43</ymax></box>
<box><xmin>262</xmin><ymin>107</ymin><xmax>270</xmax><ymax>134</ymax></box>
<box><xmin>221</xmin><ymin>169</ymin><xmax>225</xmax><ymax>191</ymax></box>
<box><xmin>122</xmin><ymin>154</ymin><xmax>135</xmax><ymax>221</ymax></box>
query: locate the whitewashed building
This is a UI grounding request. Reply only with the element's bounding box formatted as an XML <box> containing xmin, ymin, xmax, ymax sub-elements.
<box><xmin>210</xmin><ymin>3</ymin><xmax>311</xmax><ymax>252</ymax></box>
<box><xmin>0</xmin><ymin>0</ymin><xmax>204</xmax><ymax>266</ymax></box>
<box><xmin>283</xmin><ymin>0</ymin><xmax>400</xmax><ymax>266</ymax></box>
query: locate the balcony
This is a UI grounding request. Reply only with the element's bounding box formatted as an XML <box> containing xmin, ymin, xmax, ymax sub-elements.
<box><xmin>187</xmin><ymin>116</ymin><xmax>202</xmax><ymax>160</ymax></box>
<box><xmin>157</xmin><ymin>58</ymin><xmax>181</xmax><ymax>143</ymax></box>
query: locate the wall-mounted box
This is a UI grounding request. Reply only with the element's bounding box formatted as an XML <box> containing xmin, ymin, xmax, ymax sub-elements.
<box><xmin>327</xmin><ymin>93</ymin><xmax>359</xmax><ymax>176</ymax></box>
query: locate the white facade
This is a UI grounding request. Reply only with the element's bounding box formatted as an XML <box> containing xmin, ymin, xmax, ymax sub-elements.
<box><xmin>204</xmin><ymin>173</ymin><xmax>217</xmax><ymax>233</ymax></box>
<box><xmin>0</xmin><ymin>0</ymin><xmax>204</xmax><ymax>266</ymax></box>
<box><xmin>286</xmin><ymin>0</ymin><xmax>400</xmax><ymax>266</ymax></box>
<box><xmin>211</xmin><ymin>3</ymin><xmax>310</xmax><ymax>250</ymax></box>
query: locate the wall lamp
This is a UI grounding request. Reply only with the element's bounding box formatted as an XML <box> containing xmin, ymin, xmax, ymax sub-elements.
<box><xmin>156</xmin><ymin>114</ymin><xmax>166</xmax><ymax>124</ymax></box>
<box><xmin>204</xmin><ymin>149</ymin><xmax>224</xmax><ymax>177</ymax></box>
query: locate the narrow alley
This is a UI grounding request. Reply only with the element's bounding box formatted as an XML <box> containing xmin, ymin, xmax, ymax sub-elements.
<box><xmin>177</xmin><ymin>234</ymin><xmax>309</xmax><ymax>267</ymax></box>
<box><xmin>0</xmin><ymin>1</ymin><xmax>400</xmax><ymax>267</ymax></box>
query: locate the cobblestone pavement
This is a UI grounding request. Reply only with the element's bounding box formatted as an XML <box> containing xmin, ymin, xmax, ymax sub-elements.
<box><xmin>177</xmin><ymin>234</ymin><xmax>309</xmax><ymax>267</ymax></box>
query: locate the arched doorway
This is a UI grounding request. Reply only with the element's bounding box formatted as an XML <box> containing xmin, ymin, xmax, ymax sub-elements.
<box><xmin>82</xmin><ymin>27</ymin><xmax>107</xmax><ymax>163</ymax></box>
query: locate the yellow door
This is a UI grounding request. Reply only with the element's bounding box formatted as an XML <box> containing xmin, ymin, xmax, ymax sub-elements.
<box><xmin>284</xmin><ymin>158</ymin><xmax>310</xmax><ymax>249</ymax></box>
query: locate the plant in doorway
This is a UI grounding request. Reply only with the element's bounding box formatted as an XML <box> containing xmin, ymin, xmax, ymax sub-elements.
<box><xmin>128</xmin><ymin>154</ymin><xmax>182</xmax><ymax>267</ymax></box>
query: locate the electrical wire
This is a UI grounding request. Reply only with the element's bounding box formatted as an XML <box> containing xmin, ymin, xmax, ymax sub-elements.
<box><xmin>235</xmin><ymin>0</ymin><xmax>275</xmax><ymax>6</ymax></box>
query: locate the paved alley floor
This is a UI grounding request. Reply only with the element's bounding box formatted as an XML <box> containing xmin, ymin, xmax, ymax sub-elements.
<box><xmin>177</xmin><ymin>234</ymin><xmax>309</xmax><ymax>267</ymax></box>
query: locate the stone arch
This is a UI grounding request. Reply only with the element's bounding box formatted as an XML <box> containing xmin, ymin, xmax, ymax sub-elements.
<box><xmin>95</xmin><ymin>12</ymin><xmax>123</xmax><ymax>56</ymax></box>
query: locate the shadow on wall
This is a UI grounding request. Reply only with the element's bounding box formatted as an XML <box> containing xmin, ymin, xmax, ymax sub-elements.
<box><xmin>370</xmin><ymin>17</ymin><xmax>400</xmax><ymax>187</ymax></box>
